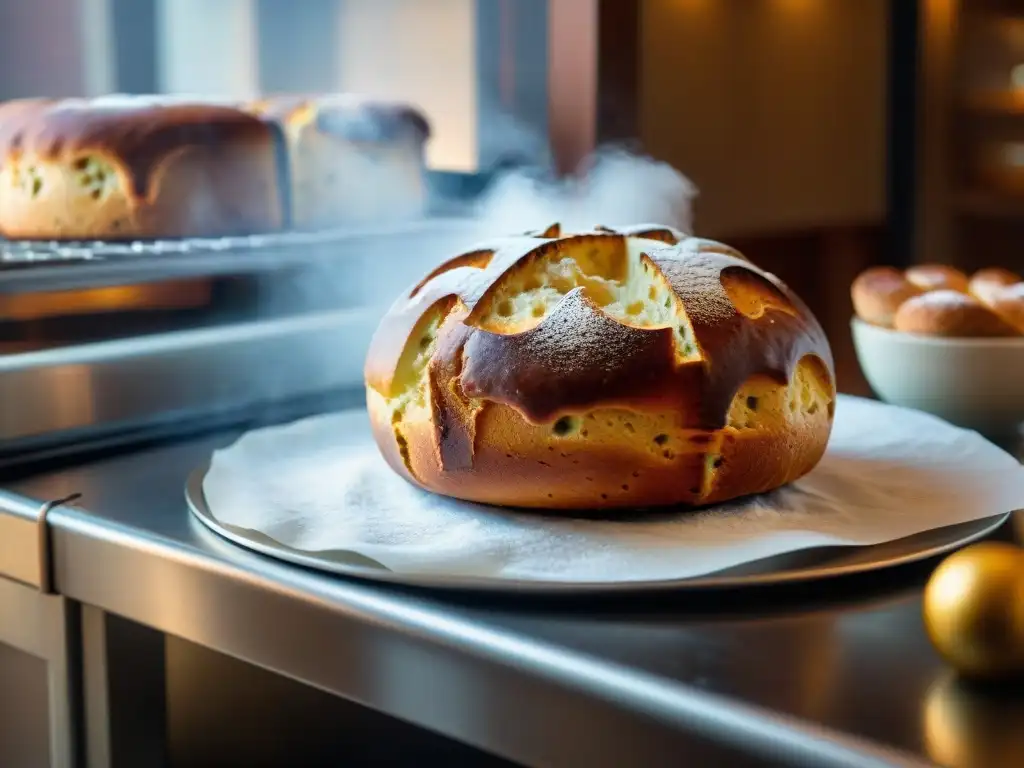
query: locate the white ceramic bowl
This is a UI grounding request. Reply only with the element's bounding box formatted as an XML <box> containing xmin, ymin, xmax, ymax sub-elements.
<box><xmin>851</xmin><ymin>317</ymin><xmax>1024</xmax><ymax>439</ymax></box>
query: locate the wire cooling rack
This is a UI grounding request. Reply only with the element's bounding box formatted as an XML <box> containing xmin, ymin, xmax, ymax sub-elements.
<box><xmin>0</xmin><ymin>217</ymin><xmax>480</xmax><ymax>294</ymax></box>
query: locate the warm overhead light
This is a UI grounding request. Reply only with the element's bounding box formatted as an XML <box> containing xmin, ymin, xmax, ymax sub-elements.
<box><xmin>1011</xmin><ymin>63</ymin><xmax>1024</xmax><ymax>90</ymax></box>
<box><xmin>772</xmin><ymin>0</ymin><xmax>816</xmax><ymax>11</ymax></box>
<box><xmin>1003</xmin><ymin>143</ymin><xmax>1024</xmax><ymax>168</ymax></box>
<box><xmin>672</xmin><ymin>0</ymin><xmax>713</xmax><ymax>11</ymax></box>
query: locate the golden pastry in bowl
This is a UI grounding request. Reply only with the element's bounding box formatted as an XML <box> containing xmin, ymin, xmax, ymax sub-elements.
<box><xmin>893</xmin><ymin>291</ymin><xmax>1020</xmax><ymax>338</ymax></box>
<box><xmin>852</xmin><ymin>264</ymin><xmax>1024</xmax><ymax>337</ymax></box>
<box><xmin>904</xmin><ymin>264</ymin><xmax>970</xmax><ymax>293</ymax></box>
<box><xmin>969</xmin><ymin>267</ymin><xmax>1020</xmax><ymax>308</ymax></box>
<box><xmin>364</xmin><ymin>224</ymin><xmax>836</xmax><ymax>510</ymax></box>
<box><xmin>851</xmin><ymin>264</ymin><xmax>1024</xmax><ymax>436</ymax></box>
<box><xmin>989</xmin><ymin>282</ymin><xmax>1024</xmax><ymax>334</ymax></box>
<box><xmin>851</xmin><ymin>266</ymin><xmax>924</xmax><ymax>328</ymax></box>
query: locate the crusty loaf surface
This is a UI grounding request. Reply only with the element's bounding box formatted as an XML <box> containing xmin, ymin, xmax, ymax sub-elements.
<box><xmin>364</xmin><ymin>223</ymin><xmax>836</xmax><ymax>511</ymax></box>
<box><xmin>852</xmin><ymin>264</ymin><xmax>1024</xmax><ymax>337</ymax></box>
<box><xmin>246</xmin><ymin>94</ymin><xmax>429</xmax><ymax>229</ymax></box>
<box><xmin>0</xmin><ymin>95</ymin><xmax>284</xmax><ymax>240</ymax></box>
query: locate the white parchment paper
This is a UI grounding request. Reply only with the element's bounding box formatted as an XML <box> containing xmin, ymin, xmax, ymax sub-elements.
<box><xmin>201</xmin><ymin>396</ymin><xmax>1024</xmax><ymax>582</ymax></box>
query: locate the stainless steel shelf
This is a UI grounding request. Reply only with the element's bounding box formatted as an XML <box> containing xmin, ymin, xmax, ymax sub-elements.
<box><xmin>0</xmin><ymin>217</ymin><xmax>483</xmax><ymax>294</ymax></box>
<box><xmin>0</xmin><ymin>308</ymin><xmax>379</xmax><ymax>467</ymax></box>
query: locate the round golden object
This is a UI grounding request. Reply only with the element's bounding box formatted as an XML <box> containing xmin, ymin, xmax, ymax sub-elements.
<box><xmin>923</xmin><ymin>542</ymin><xmax>1024</xmax><ymax>680</ymax></box>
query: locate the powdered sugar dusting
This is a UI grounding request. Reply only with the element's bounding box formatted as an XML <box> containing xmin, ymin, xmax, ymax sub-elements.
<box><xmin>909</xmin><ymin>289</ymin><xmax>975</xmax><ymax>309</ymax></box>
<box><xmin>998</xmin><ymin>281</ymin><xmax>1024</xmax><ymax>301</ymax></box>
<box><xmin>459</xmin><ymin>285</ymin><xmax>678</xmax><ymax>420</ymax></box>
<box><xmin>375</xmin><ymin>226</ymin><xmax>811</xmax><ymax>425</ymax></box>
<box><xmin>512</xmin><ymin>287</ymin><xmax>641</xmax><ymax>375</ymax></box>
<box><xmin>651</xmin><ymin>248</ymin><xmax>740</xmax><ymax>326</ymax></box>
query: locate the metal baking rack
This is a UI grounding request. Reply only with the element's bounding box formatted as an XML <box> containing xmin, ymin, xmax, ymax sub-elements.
<box><xmin>0</xmin><ymin>216</ymin><xmax>481</xmax><ymax>294</ymax></box>
<box><xmin>0</xmin><ymin>168</ymin><xmax>491</xmax><ymax>294</ymax></box>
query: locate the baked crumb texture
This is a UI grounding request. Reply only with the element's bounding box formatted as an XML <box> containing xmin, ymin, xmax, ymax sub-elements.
<box><xmin>365</xmin><ymin>224</ymin><xmax>836</xmax><ymax>511</ymax></box>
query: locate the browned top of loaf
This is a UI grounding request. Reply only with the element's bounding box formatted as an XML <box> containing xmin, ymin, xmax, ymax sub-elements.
<box><xmin>248</xmin><ymin>94</ymin><xmax>430</xmax><ymax>143</ymax></box>
<box><xmin>0</xmin><ymin>95</ymin><xmax>275</xmax><ymax>199</ymax></box>
<box><xmin>365</xmin><ymin>223</ymin><xmax>832</xmax><ymax>444</ymax></box>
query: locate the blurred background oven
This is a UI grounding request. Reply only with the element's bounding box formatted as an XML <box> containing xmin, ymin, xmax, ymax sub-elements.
<box><xmin>0</xmin><ymin>1</ymin><xmax>911</xmax><ymax>476</ymax></box>
<box><xmin>10</xmin><ymin>0</ymin><xmax>1006</xmax><ymax>466</ymax></box>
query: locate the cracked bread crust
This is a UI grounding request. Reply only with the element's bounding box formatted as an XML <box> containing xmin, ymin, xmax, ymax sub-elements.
<box><xmin>365</xmin><ymin>223</ymin><xmax>836</xmax><ymax>511</ymax></box>
<box><xmin>0</xmin><ymin>95</ymin><xmax>284</xmax><ymax>240</ymax></box>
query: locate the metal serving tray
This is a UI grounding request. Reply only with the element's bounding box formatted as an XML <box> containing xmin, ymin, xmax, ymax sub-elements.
<box><xmin>186</xmin><ymin>459</ymin><xmax>1011</xmax><ymax>595</ymax></box>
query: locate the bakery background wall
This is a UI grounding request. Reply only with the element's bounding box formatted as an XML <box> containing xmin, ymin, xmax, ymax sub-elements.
<box><xmin>0</xmin><ymin>0</ymin><xmax>888</xmax><ymax>233</ymax></box>
<box><xmin>0</xmin><ymin>0</ymin><xmax>895</xmax><ymax>393</ymax></box>
<box><xmin>640</xmin><ymin>0</ymin><xmax>887</xmax><ymax>239</ymax></box>
<box><xmin>638</xmin><ymin>0</ymin><xmax>890</xmax><ymax>395</ymax></box>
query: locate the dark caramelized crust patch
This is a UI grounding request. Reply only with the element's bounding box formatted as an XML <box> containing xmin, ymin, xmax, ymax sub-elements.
<box><xmin>461</xmin><ymin>289</ymin><xmax>693</xmax><ymax>423</ymax></box>
<box><xmin>649</xmin><ymin>246</ymin><xmax>831</xmax><ymax>428</ymax></box>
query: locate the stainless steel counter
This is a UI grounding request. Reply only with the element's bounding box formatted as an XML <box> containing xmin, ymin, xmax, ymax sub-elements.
<box><xmin>7</xmin><ymin>409</ymin><xmax>1018</xmax><ymax>767</ymax></box>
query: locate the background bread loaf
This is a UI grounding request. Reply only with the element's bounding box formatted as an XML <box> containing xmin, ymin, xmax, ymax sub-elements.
<box><xmin>246</xmin><ymin>94</ymin><xmax>429</xmax><ymax>230</ymax></box>
<box><xmin>0</xmin><ymin>95</ymin><xmax>284</xmax><ymax>240</ymax></box>
<box><xmin>0</xmin><ymin>93</ymin><xmax>432</xmax><ymax>240</ymax></box>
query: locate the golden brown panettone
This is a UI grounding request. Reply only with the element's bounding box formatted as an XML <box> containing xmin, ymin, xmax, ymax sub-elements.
<box><xmin>0</xmin><ymin>95</ymin><xmax>286</xmax><ymax>240</ymax></box>
<box><xmin>364</xmin><ymin>224</ymin><xmax>836</xmax><ymax>510</ymax></box>
<box><xmin>245</xmin><ymin>94</ymin><xmax>430</xmax><ymax>229</ymax></box>
<box><xmin>852</xmin><ymin>264</ymin><xmax>1024</xmax><ymax>338</ymax></box>
<box><xmin>0</xmin><ymin>93</ymin><xmax>431</xmax><ymax>240</ymax></box>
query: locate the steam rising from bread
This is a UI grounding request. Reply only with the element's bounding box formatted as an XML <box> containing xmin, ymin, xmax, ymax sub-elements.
<box><xmin>471</xmin><ymin>148</ymin><xmax>697</xmax><ymax>239</ymax></box>
<box><xmin>255</xmin><ymin>136</ymin><xmax>703</xmax><ymax>415</ymax></box>
<box><xmin>328</xmin><ymin>146</ymin><xmax>701</xmax><ymax>311</ymax></box>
